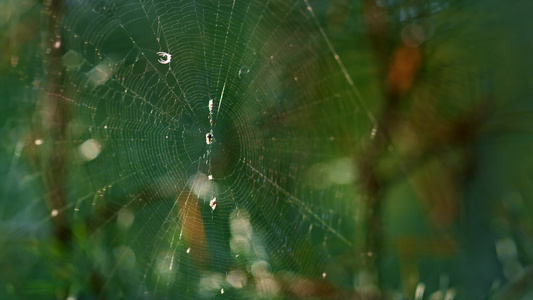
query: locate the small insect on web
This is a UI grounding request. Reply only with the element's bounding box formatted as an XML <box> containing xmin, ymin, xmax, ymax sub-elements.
<box><xmin>206</xmin><ymin>131</ymin><xmax>213</xmax><ymax>145</ymax></box>
<box><xmin>157</xmin><ymin>51</ymin><xmax>171</xmax><ymax>64</ymax></box>
<box><xmin>210</xmin><ymin>198</ymin><xmax>217</xmax><ymax>210</ymax></box>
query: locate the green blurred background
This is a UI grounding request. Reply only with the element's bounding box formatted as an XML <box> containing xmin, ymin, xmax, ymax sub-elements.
<box><xmin>1</xmin><ymin>0</ymin><xmax>533</xmax><ymax>299</ymax></box>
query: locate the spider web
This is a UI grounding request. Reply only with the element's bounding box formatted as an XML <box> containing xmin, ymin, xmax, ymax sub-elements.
<box><xmin>37</xmin><ymin>0</ymin><xmax>376</xmax><ymax>298</ymax></box>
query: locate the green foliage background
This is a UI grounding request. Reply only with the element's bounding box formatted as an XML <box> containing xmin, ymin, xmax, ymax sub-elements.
<box><xmin>1</xmin><ymin>0</ymin><xmax>533</xmax><ymax>299</ymax></box>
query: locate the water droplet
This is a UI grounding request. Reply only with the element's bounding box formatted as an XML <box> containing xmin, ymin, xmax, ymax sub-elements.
<box><xmin>186</xmin><ymin>247</ymin><xmax>191</xmax><ymax>254</ymax></box>
<box><xmin>50</xmin><ymin>209</ymin><xmax>58</xmax><ymax>217</ymax></box>
<box><xmin>34</xmin><ymin>139</ymin><xmax>43</xmax><ymax>146</ymax></box>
